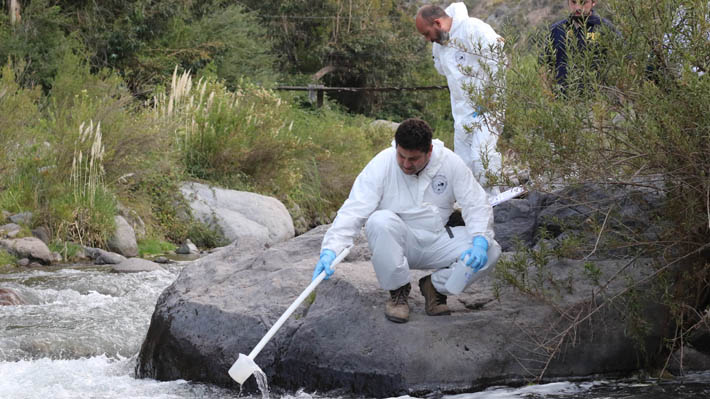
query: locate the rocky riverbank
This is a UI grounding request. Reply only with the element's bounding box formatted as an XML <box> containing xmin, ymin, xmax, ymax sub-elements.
<box><xmin>0</xmin><ymin>181</ymin><xmax>295</xmax><ymax>270</ymax></box>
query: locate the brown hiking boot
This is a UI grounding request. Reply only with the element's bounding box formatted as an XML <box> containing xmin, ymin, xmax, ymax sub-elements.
<box><xmin>385</xmin><ymin>283</ymin><xmax>411</xmax><ymax>323</ymax></box>
<box><xmin>418</xmin><ymin>275</ymin><xmax>451</xmax><ymax>316</ymax></box>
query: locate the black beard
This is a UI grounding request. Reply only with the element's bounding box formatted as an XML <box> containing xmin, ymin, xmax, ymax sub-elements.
<box><xmin>570</xmin><ymin>14</ymin><xmax>587</xmax><ymax>24</ymax></box>
<box><xmin>436</xmin><ymin>30</ymin><xmax>450</xmax><ymax>44</ymax></box>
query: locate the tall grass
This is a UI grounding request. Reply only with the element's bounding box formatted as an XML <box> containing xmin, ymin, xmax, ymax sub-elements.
<box><xmin>1</xmin><ymin>54</ymin><xmax>395</xmax><ymax>246</ymax></box>
<box><xmin>153</xmin><ymin>68</ymin><xmax>293</xmax><ymax>186</ymax></box>
<box><xmin>154</xmin><ymin>68</ymin><xmax>392</xmax><ymax>232</ymax></box>
<box><xmin>71</xmin><ymin>121</ymin><xmax>105</xmax><ymax>208</ymax></box>
<box><xmin>58</xmin><ymin>119</ymin><xmax>116</xmax><ymax>246</ymax></box>
<box><xmin>0</xmin><ymin>249</ymin><xmax>17</xmax><ymax>271</ymax></box>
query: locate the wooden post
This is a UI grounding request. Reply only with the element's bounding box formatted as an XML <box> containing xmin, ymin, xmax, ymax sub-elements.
<box><xmin>307</xmin><ymin>84</ymin><xmax>325</xmax><ymax>108</ymax></box>
<box><xmin>317</xmin><ymin>89</ymin><xmax>324</xmax><ymax>108</ymax></box>
<box><xmin>8</xmin><ymin>0</ymin><xmax>21</xmax><ymax>25</ymax></box>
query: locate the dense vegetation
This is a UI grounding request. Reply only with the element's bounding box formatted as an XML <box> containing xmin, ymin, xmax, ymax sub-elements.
<box><xmin>0</xmin><ymin>0</ymin><xmax>708</xmax><ymax>379</ymax></box>
<box><xmin>0</xmin><ymin>0</ymin><xmax>446</xmax><ymax>251</ymax></box>
<box><xmin>482</xmin><ymin>0</ymin><xmax>709</xmax><ymax>377</ymax></box>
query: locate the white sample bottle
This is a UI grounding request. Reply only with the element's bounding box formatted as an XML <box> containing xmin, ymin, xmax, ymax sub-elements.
<box><xmin>444</xmin><ymin>259</ymin><xmax>475</xmax><ymax>295</ymax></box>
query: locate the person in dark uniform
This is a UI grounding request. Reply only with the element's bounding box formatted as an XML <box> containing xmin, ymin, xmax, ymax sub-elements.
<box><xmin>545</xmin><ymin>0</ymin><xmax>619</xmax><ymax>90</ymax></box>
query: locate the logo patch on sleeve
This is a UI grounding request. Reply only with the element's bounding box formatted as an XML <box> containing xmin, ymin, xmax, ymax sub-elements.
<box><xmin>432</xmin><ymin>175</ymin><xmax>448</xmax><ymax>194</ymax></box>
<box><xmin>455</xmin><ymin>51</ymin><xmax>466</xmax><ymax>64</ymax></box>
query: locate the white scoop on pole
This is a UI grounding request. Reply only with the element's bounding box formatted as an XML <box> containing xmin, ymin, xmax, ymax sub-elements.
<box><xmin>228</xmin><ymin>246</ymin><xmax>351</xmax><ymax>385</ymax></box>
<box><xmin>489</xmin><ymin>186</ymin><xmax>526</xmax><ymax>207</ymax></box>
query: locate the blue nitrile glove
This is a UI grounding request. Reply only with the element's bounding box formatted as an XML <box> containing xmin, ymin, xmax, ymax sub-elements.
<box><xmin>460</xmin><ymin>236</ymin><xmax>489</xmax><ymax>272</ymax></box>
<box><xmin>312</xmin><ymin>249</ymin><xmax>337</xmax><ymax>281</ymax></box>
<box><xmin>471</xmin><ymin>106</ymin><xmax>483</xmax><ymax>119</ymax></box>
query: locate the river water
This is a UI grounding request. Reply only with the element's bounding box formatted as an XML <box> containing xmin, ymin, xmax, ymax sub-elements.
<box><xmin>1</xmin><ymin>263</ymin><xmax>709</xmax><ymax>399</ymax></box>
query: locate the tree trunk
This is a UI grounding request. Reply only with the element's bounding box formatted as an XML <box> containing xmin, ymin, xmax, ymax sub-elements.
<box><xmin>8</xmin><ymin>0</ymin><xmax>21</xmax><ymax>25</ymax></box>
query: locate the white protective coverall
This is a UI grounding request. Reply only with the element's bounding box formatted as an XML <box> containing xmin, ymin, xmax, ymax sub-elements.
<box><xmin>321</xmin><ymin>139</ymin><xmax>501</xmax><ymax>295</ymax></box>
<box><xmin>433</xmin><ymin>2</ymin><xmax>503</xmax><ymax>191</ymax></box>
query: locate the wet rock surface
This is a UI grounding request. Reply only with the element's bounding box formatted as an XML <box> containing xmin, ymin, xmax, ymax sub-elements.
<box><xmin>0</xmin><ymin>287</ymin><xmax>24</xmax><ymax>306</ymax></box>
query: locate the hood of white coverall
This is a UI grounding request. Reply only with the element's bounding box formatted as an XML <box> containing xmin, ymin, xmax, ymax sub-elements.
<box><xmin>433</xmin><ymin>2</ymin><xmax>501</xmax><ymax>129</ymax></box>
<box><xmin>445</xmin><ymin>2</ymin><xmax>468</xmax><ymax>20</ymax></box>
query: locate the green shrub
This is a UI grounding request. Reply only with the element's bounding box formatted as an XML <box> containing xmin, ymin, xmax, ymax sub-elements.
<box><xmin>48</xmin><ymin>241</ymin><xmax>83</xmax><ymax>262</ymax></box>
<box><xmin>138</xmin><ymin>237</ymin><xmax>177</xmax><ymax>257</ymax></box>
<box><xmin>0</xmin><ymin>49</ymin><xmax>169</xmax><ymax>247</ymax></box>
<box><xmin>140</xmin><ymin>3</ymin><xmax>278</xmax><ymax>88</ymax></box>
<box><xmin>0</xmin><ymin>142</ymin><xmax>47</xmax><ymax>214</ymax></box>
<box><xmin>0</xmin><ymin>61</ymin><xmax>43</xmax><ymax>212</ymax></box>
<box><xmin>477</xmin><ymin>0</ymin><xmax>710</xmax><ymax>375</ymax></box>
<box><xmin>280</xmin><ymin>107</ymin><xmax>390</xmax><ymax>230</ymax></box>
<box><xmin>131</xmin><ymin>167</ymin><xmax>190</xmax><ymax>245</ymax></box>
<box><xmin>0</xmin><ymin>0</ymin><xmax>72</xmax><ymax>90</ymax></box>
<box><xmin>166</xmin><ymin>75</ymin><xmax>296</xmax><ymax>185</ymax></box>
<box><xmin>0</xmin><ymin>249</ymin><xmax>16</xmax><ymax>268</ymax></box>
<box><xmin>186</xmin><ymin>221</ymin><xmax>228</xmax><ymax>249</ymax></box>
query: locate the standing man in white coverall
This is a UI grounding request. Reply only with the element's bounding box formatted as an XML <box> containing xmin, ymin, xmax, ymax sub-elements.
<box><xmin>415</xmin><ymin>3</ymin><xmax>504</xmax><ymax>196</ymax></box>
<box><xmin>312</xmin><ymin>118</ymin><xmax>501</xmax><ymax>323</ymax></box>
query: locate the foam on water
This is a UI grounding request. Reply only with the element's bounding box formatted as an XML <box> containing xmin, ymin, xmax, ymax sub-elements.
<box><xmin>441</xmin><ymin>381</ymin><xmax>597</xmax><ymax>399</ymax></box>
<box><xmin>0</xmin><ymin>355</ymin><xmax>235</xmax><ymax>399</ymax></box>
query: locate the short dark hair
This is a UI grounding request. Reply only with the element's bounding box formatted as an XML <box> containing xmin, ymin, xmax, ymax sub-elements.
<box><xmin>417</xmin><ymin>5</ymin><xmax>447</xmax><ymax>23</ymax></box>
<box><xmin>395</xmin><ymin>118</ymin><xmax>433</xmax><ymax>153</ymax></box>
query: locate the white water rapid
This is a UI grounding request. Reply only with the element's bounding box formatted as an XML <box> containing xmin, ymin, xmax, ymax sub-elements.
<box><xmin>1</xmin><ymin>263</ymin><xmax>709</xmax><ymax>399</ymax></box>
<box><xmin>0</xmin><ymin>264</ymin><xmax>235</xmax><ymax>398</ymax></box>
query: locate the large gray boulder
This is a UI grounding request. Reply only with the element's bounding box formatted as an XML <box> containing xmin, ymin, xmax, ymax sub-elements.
<box><xmin>181</xmin><ymin>182</ymin><xmax>295</xmax><ymax>249</ymax></box>
<box><xmin>118</xmin><ymin>203</ymin><xmax>147</xmax><ymax>240</ymax></box>
<box><xmin>493</xmin><ymin>191</ymin><xmax>550</xmax><ymax>251</ymax></box>
<box><xmin>0</xmin><ymin>237</ymin><xmax>53</xmax><ymax>265</ymax></box>
<box><xmin>136</xmin><ymin>187</ymin><xmax>671</xmax><ymax>396</ymax></box>
<box><xmin>107</xmin><ymin>215</ymin><xmax>138</xmax><ymax>257</ymax></box>
<box><xmin>83</xmin><ymin>246</ymin><xmax>126</xmax><ymax>265</ymax></box>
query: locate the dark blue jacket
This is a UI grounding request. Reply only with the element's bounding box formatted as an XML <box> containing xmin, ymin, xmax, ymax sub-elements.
<box><xmin>548</xmin><ymin>12</ymin><xmax>618</xmax><ymax>88</ymax></box>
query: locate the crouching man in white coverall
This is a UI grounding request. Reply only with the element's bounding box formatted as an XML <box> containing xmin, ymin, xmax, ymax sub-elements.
<box><xmin>415</xmin><ymin>3</ymin><xmax>504</xmax><ymax>196</ymax></box>
<box><xmin>312</xmin><ymin>118</ymin><xmax>501</xmax><ymax>323</ymax></box>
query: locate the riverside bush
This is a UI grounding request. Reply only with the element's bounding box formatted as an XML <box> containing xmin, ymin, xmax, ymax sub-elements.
<box><xmin>156</xmin><ymin>68</ymin><xmax>391</xmax><ymax>232</ymax></box>
<box><xmin>138</xmin><ymin>238</ymin><xmax>177</xmax><ymax>257</ymax></box>
<box><xmin>477</xmin><ymin>0</ymin><xmax>710</xmax><ymax>375</ymax></box>
<box><xmin>281</xmin><ymin>107</ymin><xmax>393</xmax><ymax>231</ymax></box>
<box><xmin>154</xmin><ymin>71</ymin><xmax>296</xmax><ymax>186</ymax></box>
<box><xmin>140</xmin><ymin>3</ymin><xmax>278</xmax><ymax>89</ymax></box>
<box><xmin>0</xmin><ymin>0</ymin><xmax>71</xmax><ymax>90</ymax></box>
<box><xmin>0</xmin><ymin>250</ymin><xmax>16</xmax><ymax>270</ymax></box>
<box><xmin>48</xmin><ymin>241</ymin><xmax>82</xmax><ymax>262</ymax></box>
<box><xmin>0</xmin><ymin>62</ymin><xmax>43</xmax><ymax>213</ymax></box>
<box><xmin>0</xmin><ymin>50</ymin><xmax>166</xmax><ymax>247</ymax></box>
